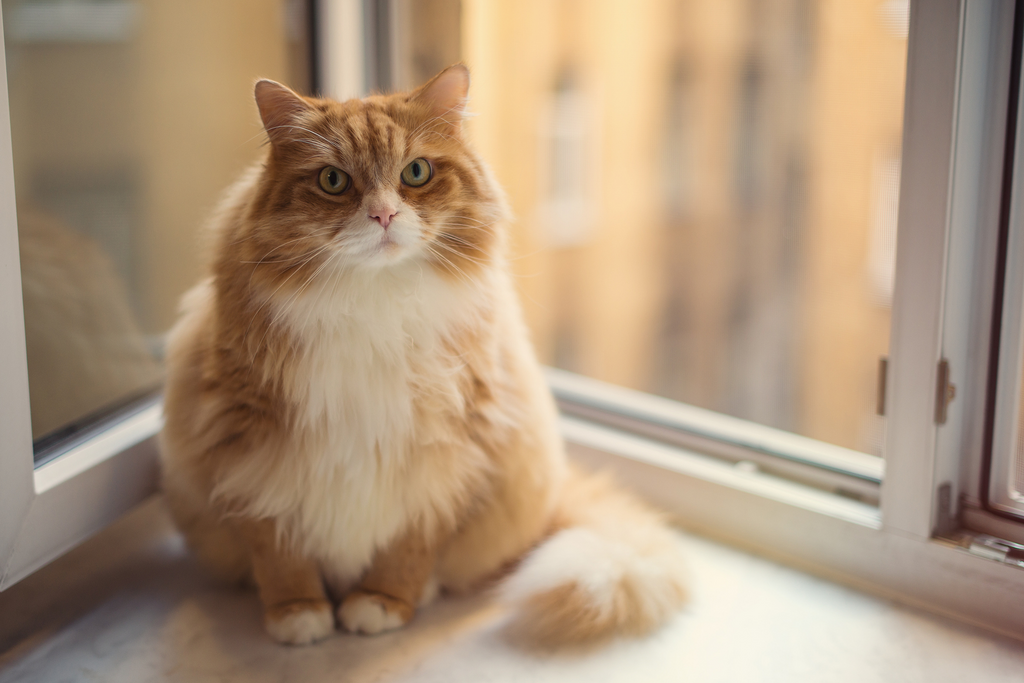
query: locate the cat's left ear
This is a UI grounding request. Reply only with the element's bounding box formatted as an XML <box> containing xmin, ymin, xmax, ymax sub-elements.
<box><xmin>410</xmin><ymin>64</ymin><xmax>470</xmax><ymax>135</ymax></box>
<box><xmin>254</xmin><ymin>79</ymin><xmax>311</xmax><ymax>145</ymax></box>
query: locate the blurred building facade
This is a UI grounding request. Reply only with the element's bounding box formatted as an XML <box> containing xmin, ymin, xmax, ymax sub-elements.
<box><xmin>447</xmin><ymin>0</ymin><xmax>907</xmax><ymax>454</ymax></box>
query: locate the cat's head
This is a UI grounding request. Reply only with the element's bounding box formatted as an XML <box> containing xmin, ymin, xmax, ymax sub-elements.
<box><xmin>246</xmin><ymin>65</ymin><xmax>506</xmax><ymax>281</ymax></box>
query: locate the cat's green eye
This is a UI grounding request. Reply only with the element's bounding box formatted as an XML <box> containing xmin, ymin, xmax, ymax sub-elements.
<box><xmin>401</xmin><ymin>158</ymin><xmax>432</xmax><ymax>187</ymax></box>
<box><xmin>318</xmin><ymin>166</ymin><xmax>350</xmax><ymax>194</ymax></box>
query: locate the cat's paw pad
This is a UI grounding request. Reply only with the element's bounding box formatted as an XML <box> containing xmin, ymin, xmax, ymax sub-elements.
<box><xmin>264</xmin><ymin>599</ymin><xmax>335</xmax><ymax>645</ymax></box>
<box><xmin>338</xmin><ymin>590</ymin><xmax>414</xmax><ymax>635</ymax></box>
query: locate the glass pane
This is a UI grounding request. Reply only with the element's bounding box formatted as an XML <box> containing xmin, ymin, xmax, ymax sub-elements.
<box><xmin>3</xmin><ymin>0</ymin><xmax>313</xmax><ymax>455</ymax></box>
<box><xmin>1011</xmin><ymin>371</ymin><xmax>1024</xmax><ymax>507</ymax></box>
<box><xmin>417</xmin><ymin>0</ymin><xmax>906</xmax><ymax>456</ymax></box>
<box><xmin>995</xmin><ymin>183</ymin><xmax>1024</xmax><ymax>520</ymax></box>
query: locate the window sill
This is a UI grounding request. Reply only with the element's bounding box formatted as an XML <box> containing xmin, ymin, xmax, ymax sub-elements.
<box><xmin>6</xmin><ymin>379</ymin><xmax>1024</xmax><ymax>642</ymax></box>
<box><xmin>2</xmin><ymin>496</ymin><xmax>1023</xmax><ymax>682</ymax></box>
<box><xmin>562</xmin><ymin>412</ymin><xmax>1024</xmax><ymax>642</ymax></box>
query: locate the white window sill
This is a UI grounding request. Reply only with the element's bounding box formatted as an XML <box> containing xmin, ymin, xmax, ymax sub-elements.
<box><xmin>1</xmin><ymin>494</ymin><xmax>1023</xmax><ymax>682</ymax></box>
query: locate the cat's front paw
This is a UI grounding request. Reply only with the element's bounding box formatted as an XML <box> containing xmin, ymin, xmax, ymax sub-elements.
<box><xmin>338</xmin><ymin>590</ymin><xmax>415</xmax><ymax>635</ymax></box>
<box><xmin>264</xmin><ymin>599</ymin><xmax>335</xmax><ymax>645</ymax></box>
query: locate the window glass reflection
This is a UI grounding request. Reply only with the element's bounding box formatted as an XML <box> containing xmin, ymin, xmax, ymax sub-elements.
<box><xmin>3</xmin><ymin>0</ymin><xmax>312</xmax><ymax>453</ymax></box>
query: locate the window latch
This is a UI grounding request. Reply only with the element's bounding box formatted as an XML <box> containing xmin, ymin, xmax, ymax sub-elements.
<box><xmin>935</xmin><ymin>358</ymin><xmax>956</xmax><ymax>424</ymax></box>
<box><xmin>877</xmin><ymin>357</ymin><xmax>888</xmax><ymax>416</ymax></box>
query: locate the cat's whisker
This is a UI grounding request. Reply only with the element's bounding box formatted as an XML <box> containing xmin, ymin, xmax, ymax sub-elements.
<box><xmin>243</xmin><ymin>130</ymin><xmax>268</xmax><ymax>145</ymax></box>
<box><xmin>427</xmin><ymin>254</ymin><xmax>471</xmax><ymax>289</ymax></box>
<box><xmin>432</xmin><ymin>247</ymin><xmax>489</xmax><ymax>272</ymax></box>
<box><xmin>326</xmin><ymin>250</ymin><xmax>348</xmax><ymax>318</ymax></box>
<box><xmin>437</xmin><ymin>230</ymin><xmax>489</xmax><ymax>249</ymax></box>
<box><xmin>242</xmin><ymin>241</ymin><xmax>335</xmax><ymax>354</ymax></box>
<box><xmin>301</xmin><ymin>250</ymin><xmax>343</xmax><ymax>332</ymax></box>
<box><xmin>445</xmin><ymin>214</ymin><xmax>492</xmax><ymax>226</ymax></box>
<box><xmin>434</xmin><ymin>236</ymin><xmax>490</xmax><ymax>265</ymax></box>
<box><xmin>267</xmin><ymin>245</ymin><xmax>337</xmax><ymax>324</ymax></box>
<box><xmin>424</xmin><ymin>244</ymin><xmax>475</xmax><ymax>288</ymax></box>
<box><xmin>440</xmin><ymin>227</ymin><xmax>498</xmax><ymax>242</ymax></box>
<box><xmin>285</xmin><ymin>253</ymin><xmax>335</xmax><ymax>337</ymax></box>
<box><xmin>413</xmin><ymin>129</ymin><xmax>457</xmax><ymax>145</ymax></box>
<box><xmin>442</xmin><ymin>217</ymin><xmax>500</xmax><ymax>237</ymax></box>
<box><xmin>241</xmin><ymin>231</ymin><xmax>335</xmax><ymax>266</ymax></box>
<box><xmin>251</xmin><ymin>248</ymin><xmax>337</xmax><ymax>364</ymax></box>
<box><xmin>440</xmin><ymin>225</ymin><xmax>495</xmax><ymax>236</ymax></box>
<box><xmin>245</xmin><ymin>233</ymin><xmax>338</xmax><ymax>291</ymax></box>
<box><xmin>409</xmin><ymin>114</ymin><xmax>462</xmax><ymax>146</ymax></box>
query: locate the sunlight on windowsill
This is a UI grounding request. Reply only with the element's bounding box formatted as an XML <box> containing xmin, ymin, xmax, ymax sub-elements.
<box><xmin>2</xmin><ymin>495</ymin><xmax>1023</xmax><ymax>682</ymax></box>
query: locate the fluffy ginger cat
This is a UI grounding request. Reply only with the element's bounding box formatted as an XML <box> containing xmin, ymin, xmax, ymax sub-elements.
<box><xmin>160</xmin><ymin>65</ymin><xmax>687</xmax><ymax>647</ymax></box>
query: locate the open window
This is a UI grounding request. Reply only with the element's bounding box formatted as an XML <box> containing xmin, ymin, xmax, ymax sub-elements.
<box><xmin>2</xmin><ymin>0</ymin><xmax>1023</xmax><ymax>638</ymax></box>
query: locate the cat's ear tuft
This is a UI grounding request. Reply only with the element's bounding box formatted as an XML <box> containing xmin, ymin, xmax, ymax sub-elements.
<box><xmin>411</xmin><ymin>64</ymin><xmax>470</xmax><ymax>133</ymax></box>
<box><xmin>254</xmin><ymin>79</ymin><xmax>311</xmax><ymax>144</ymax></box>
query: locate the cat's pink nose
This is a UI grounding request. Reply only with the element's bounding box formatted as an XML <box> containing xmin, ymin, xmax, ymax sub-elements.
<box><xmin>368</xmin><ymin>206</ymin><xmax>398</xmax><ymax>229</ymax></box>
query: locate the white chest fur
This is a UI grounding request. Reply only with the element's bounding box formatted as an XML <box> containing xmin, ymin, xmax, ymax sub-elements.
<box><xmin>257</xmin><ymin>264</ymin><xmax>488</xmax><ymax>578</ymax></box>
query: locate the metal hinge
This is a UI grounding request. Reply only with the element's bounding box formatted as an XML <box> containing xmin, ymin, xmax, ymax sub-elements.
<box><xmin>876</xmin><ymin>357</ymin><xmax>888</xmax><ymax>416</ymax></box>
<box><xmin>933</xmin><ymin>482</ymin><xmax>957</xmax><ymax>537</ymax></box>
<box><xmin>935</xmin><ymin>358</ymin><xmax>956</xmax><ymax>424</ymax></box>
<box><xmin>966</xmin><ymin>536</ymin><xmax>1024</xmax><ymax>568</ymax></box>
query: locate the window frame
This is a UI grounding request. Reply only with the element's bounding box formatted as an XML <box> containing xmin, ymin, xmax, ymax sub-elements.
<box><xmin>0</xmin><ymin>3</ymin><xmax>163</xmax><ymax>590</ymax></box>
<box><xmin>986</xmin><ymin>0</ymin><xmax>1024</xmax><ymax>524</ymax></box>
<box><xmin>933</xmin><ymin>0</ymin><xmax>1019</xmax><ymax>539</ymax></box>
<box><xmin>2</xmin><ymin>0</ymin><xmax>1023</xmax><ymax>640</ymax></box>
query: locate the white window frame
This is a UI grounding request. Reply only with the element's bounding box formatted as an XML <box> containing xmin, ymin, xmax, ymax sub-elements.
<box><xmin>2</xmin><ymin>0</ymin><xmax>1023</xmax><ymax>640</ymax></box>
<box><xmin>986</xmin><ymin>0</ymin><xmax>1024</xmax><ymax>523</ymax></box>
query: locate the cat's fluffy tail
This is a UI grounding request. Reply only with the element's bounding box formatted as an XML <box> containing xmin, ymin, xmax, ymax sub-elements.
<box><xmin>501</xmin><ymin>468</ymin><xmax>688</xmax><ymax>645</ymax></box>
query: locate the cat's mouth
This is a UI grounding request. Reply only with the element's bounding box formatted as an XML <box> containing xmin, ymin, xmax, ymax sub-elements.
<box><xmin>370</xmin><ymin>228</ymin><xmax>411</xmax><ymax>263</ymax></box>
<box><xmin>351</xmin><ymin>222</ymin><xmax>418</xmax><ymax>266</ymax></box>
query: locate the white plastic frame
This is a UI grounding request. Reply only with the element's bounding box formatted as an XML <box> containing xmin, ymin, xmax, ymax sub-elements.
<box><xmin>990</xmin><ymin>65</ymin><xmax>1024</xmax><ymax>520</ymax></box>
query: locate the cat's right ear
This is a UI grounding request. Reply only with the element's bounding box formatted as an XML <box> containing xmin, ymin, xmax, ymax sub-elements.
<box><xmin>254</xmin><ymin>79</ymin><xmax>311</xmax><ymax>145</ymax></box>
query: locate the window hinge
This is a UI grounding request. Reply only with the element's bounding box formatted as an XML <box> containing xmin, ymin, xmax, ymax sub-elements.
<box><xmin>966</xmin><ymin>537</ymin><xmax>1024</xmax><ymax>568</ymax></box>
<box><xmin>933</xmin><ymin>482</ymin><xmax>956</xmax><ymax>537</ymax></box>
<box><xmin>876</xmin><ymin>356</ymin><xmax>888</xmax><ymax>416</ymax></box>
<box><xmin>935</xmin><ymin>358</ymin><xmax>956</xmax><ymax>424</ymax></box>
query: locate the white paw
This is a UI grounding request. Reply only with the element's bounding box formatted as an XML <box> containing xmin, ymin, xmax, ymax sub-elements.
<box><xmin>265</xmin><ymin>604</ymin><xmax>335</xmax><ymax>646</ymax></box>
<box><xmin>338</xmin><ymin>594</ymin><xmax>407</xmax><ymax>635</ymax></box>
